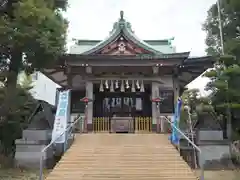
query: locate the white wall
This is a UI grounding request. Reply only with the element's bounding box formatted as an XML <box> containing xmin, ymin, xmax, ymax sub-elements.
<box><xmin>30</xmin><ymin>72</ymin><xmax>60</xmax><ymax>105</ymax></box>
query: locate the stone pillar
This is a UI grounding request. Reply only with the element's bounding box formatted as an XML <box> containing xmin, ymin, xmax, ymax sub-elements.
<box><xmin>86</xmin><ymin>81</ymin><xmax>93</xmax><ymax>131</ymax></box>
<box><xmin>151</xmin><ymin>82</ymin><xmax>159</xmax><ymax>132</ymax></box>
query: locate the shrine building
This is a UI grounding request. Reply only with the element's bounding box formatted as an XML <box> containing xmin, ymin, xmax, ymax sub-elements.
<box><xmin>43</xmin><ymin>11</ymin><xmax>214</xmax><ymax>133</ymax></box>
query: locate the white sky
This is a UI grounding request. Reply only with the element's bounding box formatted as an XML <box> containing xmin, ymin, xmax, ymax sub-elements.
<box><xmin>65</xmin><ymin>0</ymin><xmax>217</xmax><ymax>93</ymax></box>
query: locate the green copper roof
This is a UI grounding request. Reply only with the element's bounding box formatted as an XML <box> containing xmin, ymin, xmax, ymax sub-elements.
<box><xmin>81</xmin><ymin>11</ymin><xmax>165</xmax><ymax>55</ymax></box>
<box><xmin>76</xmin><ymin>39</ymin><xmax>172</xmax><ymax>46</ymax></box>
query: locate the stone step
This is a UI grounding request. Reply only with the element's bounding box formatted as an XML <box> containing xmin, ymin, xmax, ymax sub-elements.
<box><xmin>60</xmin><ymin>156</ymin><xmax>184</xmax><ymax>161</ymax></box>
<box><xmin>45</xmin><ymin>134</ymin><xmax>197</xmax><ymax>180</ymax></box>
<box><xmin>55</xmin><ymin>164</ymin><xmax>189</xmax><ymax>169</ymax></box>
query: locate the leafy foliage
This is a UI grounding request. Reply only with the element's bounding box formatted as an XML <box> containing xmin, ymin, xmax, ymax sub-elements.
<box><xmin>204</xmin><ymin>55</ymin><xmax>240</xmax><ymax>136</ymax></box>
<box><xmin>0</xmin><ymin>83</ymin><xmax>37</xmax><ymax>156</ymax></box>
<box><xmin>0</xmin><ymin>0</ymin><xmax>68</xmax><ymax>87</ymax></box>
<box><xmin>179</xmin><ymin>89</ymin><xmax>214</xmax><ymax>129</ymax></box>
<box><xmin>0</xmin><ymin>0</ymin><xmax>67</xmax><ymax>155</ymax></box>
<box><xmin>203</xmin><ymin>0</ymin><xmax>240</xmax><ymax>57</ymax></box>
<box><xmin>203</xmin><ymin>0</ymin><xmax>240</xmax><ymax>138</ymax></box>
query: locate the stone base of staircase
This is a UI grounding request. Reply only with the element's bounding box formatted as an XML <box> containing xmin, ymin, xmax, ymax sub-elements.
<box><xmin>46</xmin><ymin>134</ymin><xmax>197</xmax><ymax>180</ymax></box>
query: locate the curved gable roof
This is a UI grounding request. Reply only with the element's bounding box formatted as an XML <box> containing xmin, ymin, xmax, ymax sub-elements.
<box><xmin>81</xmin><ymin>11</ymin><xmax>164</xmax><ymax>55</ymax></box>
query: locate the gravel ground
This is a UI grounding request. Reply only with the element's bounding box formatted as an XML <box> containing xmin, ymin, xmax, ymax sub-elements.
<box><xmin>196</xmin><ymin>170</ymin><xmax>240</xmax><ymax>180</ymax></box>
<box><xmin>0</xmin><ymin>168</ymin><xmax>239</xmax><ymax>180</ymax></box>
<box><xmin>0</xmin><ymin>169</ymin><xmax>50</xmax><ymax>180</ymax></box>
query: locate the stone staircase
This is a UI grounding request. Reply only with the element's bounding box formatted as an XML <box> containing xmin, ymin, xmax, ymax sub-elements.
<box><xmin>46</xmin><ymin>134</ymin><xmax>197</xmax><ymax>180</ymax></box>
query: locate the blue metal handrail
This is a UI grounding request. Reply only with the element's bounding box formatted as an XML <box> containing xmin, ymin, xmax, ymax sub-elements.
<box><xmin>161</xmin><ymin>116</ymin><xmax>204</xmax><ymax>180</ymax></box>
<box><xmin>39</xmin><ymin>115</ymin><xmax>83</xmax><ymax>180</ymax></box>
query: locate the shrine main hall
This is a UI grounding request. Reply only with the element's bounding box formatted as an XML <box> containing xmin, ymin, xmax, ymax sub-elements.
<box><xmin>43</xmin><ymin>11</ymin><xmax>214</xmax><ymax>133</ymax></box>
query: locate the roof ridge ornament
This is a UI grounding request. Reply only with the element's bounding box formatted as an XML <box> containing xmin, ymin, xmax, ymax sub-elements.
<box><xmin>118</xmin><ymin>11</ymin><xmax>126</xmax><ymax>30</ymax></box>
<box><xmin>80</xmin><ymin>10</ymin><xmax>168</xmax><ymax>55</ymax></box>
<box><xmin>168</xmin><ymin>37</ymin><xmax>175</xmax><ymax>45</ymax></box>
<box><xmin>117</xmin><ymin>11</ymin><xmax>133</xmax><ymax>32</ymax></box>
<box><xmin>120</xmin><ymin>10</ymin><xmax>124</xmax><ymax>20</ymax></box>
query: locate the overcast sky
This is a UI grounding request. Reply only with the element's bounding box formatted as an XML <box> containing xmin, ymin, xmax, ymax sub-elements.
<box><xmin>65</xmin><ymin>0</ymin><xmax>217</xmax><ymax>93</ymax></box>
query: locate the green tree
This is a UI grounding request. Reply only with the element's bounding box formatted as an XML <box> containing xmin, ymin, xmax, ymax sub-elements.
<box><xmin>0</xmin><ymin>0</ymin><xmax>68</xmax><ymax>159</ymax></box>
<box><xmin>203</xmin><ymin>0</ymin><xmax>240</xmax><ymax>57</ymax></box>
<box><xmin>180</xmin><ymin>88</ymin><xmax>214</xmax><ymax>129</ymax></box>
<box><xmin>203</xmin><ymin>0</ymin><xmax>240</xmax><ymax>139</ymax></box>
<box><xmin>205</xmin><ymin>55</ymin><xmax>240</xmax><ymax>138</ymax></box>
<box><xmin>0</xmin><ymin>84</ymin><xmax>37</xmax><ymax>156</ymax></box>
<box><xmin>0</xmin><ymin>72</ymin><xmax>37</xmax><ymax>157</ymax></box>
<box><xmin>0</xmin><ymin>0</ymin><xmax>68</xmax><ymax>89</ymax></box>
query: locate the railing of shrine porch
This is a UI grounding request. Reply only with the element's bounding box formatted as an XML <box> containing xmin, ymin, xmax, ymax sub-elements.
<box><xmin>160</xmin><ymin>116</ymin><xmax>205</xmax><ymax>180</ymax></box>
<box><xmin>92</xmin><ymin>116</ymin><xmax>152</xmax><ymax>132</ymax></box>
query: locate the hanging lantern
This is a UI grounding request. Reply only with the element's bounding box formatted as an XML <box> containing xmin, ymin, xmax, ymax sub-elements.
<box><xmin>105</xmin><ymin>80</ymin><xmax>109</xmax><ymax>89</ymax></box>
<box><xmin>151</xmin><ymin>97</ymin><xmax>163</xmax><ymax>108</ymax></box>
<box><xmin>126</xmin><ymin>80</ymin><xmax>130</xmax><ymax>89</ymax></box>
<box><xmin>80</xmin><ymin>97</ymin><xmax>93</xmax><ymax>103</ymax></box>
<box><xmin>140</xmin><ymin>80</ymin><xmax>145</xmax><ymax>92</ymax></box>
<box><xmin>120</xmin><ymin>80</ymin><xmax>125</xmax><ymax>92</ymax></box>
<box><xmin>99</xmin><ymin>80</ymin><xmax>104</xmax><ymax>92</ymax></box>
<box><xmin>131</xmin><ymin>80</ymin><xmax>136</xmax><ymax>92</ymax></box>
<box><xmin>110</xmin><ymin>80</ymin><xmax>114</xmax><ymax>92</ymax></box>
<box><xmin>151</xmin><ymin>97</ymin><xmax>162</xmax><ymax>103</ymax></box>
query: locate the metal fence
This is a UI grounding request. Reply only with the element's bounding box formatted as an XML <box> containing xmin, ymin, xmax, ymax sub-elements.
<box><xmin>39</xmin><ymin>115</ymin><xmax>83</xmax><ymax>180</ymax></box>
<box><xmin>161</xmin><ymin>116</ymin><xmax>205</xmax><ymax>180</ymax></box>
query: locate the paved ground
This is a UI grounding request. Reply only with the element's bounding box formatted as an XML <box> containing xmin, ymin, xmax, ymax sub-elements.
<box><xmin>0</xmin><ymin>169</ymin><xmax>49</xmax><ymax>180</ymax></box>
<box><xmin>196</xmin><ymin>170</ymin><xmax>240</xmax><ymax>180</ymax></box>
<box><xmin>0</xmin><ymin>169</ymin><xmax>239</xmax><ymax>180</ymax></box>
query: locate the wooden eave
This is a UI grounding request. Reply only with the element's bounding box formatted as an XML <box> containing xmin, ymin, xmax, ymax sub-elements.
<box><xmin>41</xmin><ymin>53</ymin><xmax>214</xmax><ymax>89</ymax></box>
<box><xmin>178</xmin><ymin>56</ymin><xmax>215</xmax><ymax>87</ymax></box>
<box><xmin>183</xmin><ymin>56</ymin><xmax>215</xmax><ymax>65</ymax></box>
<box><xmin>60</xmin><ymin>53</ymin><xmax>190</xmax><ymax>67</ymax></box>
<box><xmin>41</xmin><ymin>67</ymin><xmax>68</xmax><ymax>87</ymax></box>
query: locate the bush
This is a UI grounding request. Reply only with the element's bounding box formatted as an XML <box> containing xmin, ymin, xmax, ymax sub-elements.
<box><xmin>0</xmin><ymin>85</ymin><xmax>37</xmax><ymax>157</ymax></box>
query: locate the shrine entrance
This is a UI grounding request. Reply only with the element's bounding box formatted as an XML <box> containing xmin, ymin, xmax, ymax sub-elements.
<box><xmin>93</xmin><ymin>83</ymin><xmax>152</xmax><ymax>133</ymax></box>
<box><xmin>100</xmin><ymin>92</ymin><xmax>136</xmax><ymax>118</ymax></box>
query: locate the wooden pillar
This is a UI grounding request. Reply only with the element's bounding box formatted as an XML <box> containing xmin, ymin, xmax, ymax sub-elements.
<box><xmin>85</xmin><ymin>66</ymin><xmax>93</xmax><ymax>132</ymax></box>
<box><xmin>151</xmin><ymin>66</ymin><xmax>160</xmax><ymax>132</ymax></box>
<box><xmin>66</xmin><ymin>66</ymin><xmax>72</xmax><ymax>88</ymax></box>
<box><xmin>173</xmin><ymin>76</ymin><xmax>180</xmax><ymax>103</ymax></box>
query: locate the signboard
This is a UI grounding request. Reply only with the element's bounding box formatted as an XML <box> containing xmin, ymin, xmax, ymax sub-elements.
<box><xmin>159</xmin><ymin>90</ymin><xmax>174</xmax><ymax>114</ymax></box>
<box><xmin>52</xmin><ymin>90</ymin><xmax>70</xmax><ymax>143</ymax></box>
<box><xmin>71</xmin><ymin>90</ymin><xmax>86</xmax><ymax>113</ymax></box>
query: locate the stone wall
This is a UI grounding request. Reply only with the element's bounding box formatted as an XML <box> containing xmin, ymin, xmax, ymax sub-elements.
<box><xmin>196</xmin><ymin>130</ymin><xmax>232</xmax><ymax>169</ymax></box>
<box><xmin>198</xmin><ymin>130</ymin><xmax>223</xmax><ymax>141</ymax></box>
<box><xmin>15</xmin><ymin>130</ymin><xmax>54</xmax><ymax>169</ymax></box>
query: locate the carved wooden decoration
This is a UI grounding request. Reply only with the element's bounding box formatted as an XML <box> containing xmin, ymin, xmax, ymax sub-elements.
<box><xmin>98</xmin><ymin>36</ymin><xmax>152</xmax><ymax>55</ymax></box>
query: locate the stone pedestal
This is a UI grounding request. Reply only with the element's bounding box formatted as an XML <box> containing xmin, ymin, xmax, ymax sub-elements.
<box><xmin>15</xmin><ymin>129</ymin><xmax>54</xmax><ymax>169</ymax></box>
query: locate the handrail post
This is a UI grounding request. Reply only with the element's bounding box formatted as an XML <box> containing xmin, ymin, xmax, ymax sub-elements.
<box><xmin>161</xmin><ymin>116</ymin><xmax>204</xmax><ymax>180</ymax></box>
<box><xmin>39</xmin><ymin>116</ymin><xmax>82</xmax><ymax>180</ymax></box>
<box><xmin>39</xmin><ymin>154</ymin><xmax>44</xmax><ymax>180</ymax></box>
<box><xmin>199</xmin><ymin>151</ymin><xmax>204</xmax><ymax>180</ymax></box>
<box><xmin>64</xmin><ymin>131</ymin><xmax>67</xmax><ymax>152</ymax></box>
